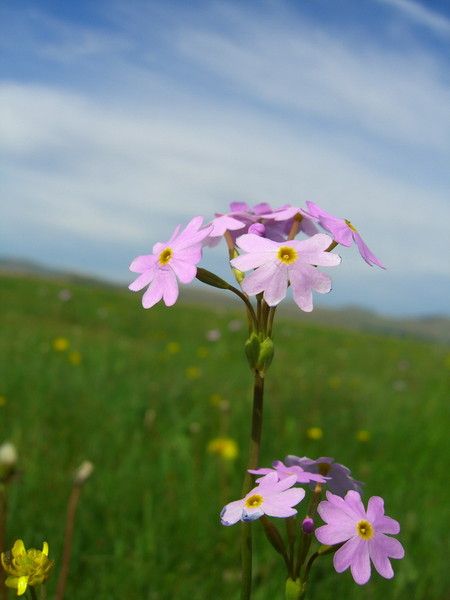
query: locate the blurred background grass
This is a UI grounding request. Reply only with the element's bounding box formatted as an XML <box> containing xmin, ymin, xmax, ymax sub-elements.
<box><xmin>0</xmin><ymin>273</ymin><xmax>448</xmax><ymax>599</ymax></box>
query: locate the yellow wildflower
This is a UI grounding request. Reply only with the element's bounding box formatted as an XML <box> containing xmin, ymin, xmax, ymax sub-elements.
<box><xmin>356</xmin><ymin>429</ymin><xmax>371</xmax><ymax>442</ymax></box>
<box><xmin>185</xmin><ymin>366</ymin><xmax>201</xmax><ymax>380</ymax></box>
<box><xmin>306</xmin><ymin>427</ymin><xmax>323</xmax><ymax>441</ymax></box>
<box><xmin>68</xmin><ymin>351</ymin><xmax>82</xmax><ymax>365</ymax></box>
<box><xmin>52</xmin><ymin>337</ymin><xmax>69</xmax><ymax>352</ymax></box>
<box><xmin>207</xmin><ymin>438</ymin><xmax>238</xmax><ymax>461</ymax></box>
<box><xmin>0</xmin><ymin>395</ymin><xmax>6</xmax><ymax>407</ymax></box>
<box><xmin>196</xmin><ymin>346</ymin><xmax>209</xmax><ymax>358</ymax></box>
<box><xmin>166</xmin><ymin>342</ymin><xmax>180</xmax><ymax>354</ymax></box>
<box><xmin>1</xmin><ymin>540</ymin><xmax>53</xmax><ymax>596</ymax></box>
<box><xmin>209</xmin><ymin>393</ymin><xmax>223</xmax><ymax>407</ymax></box>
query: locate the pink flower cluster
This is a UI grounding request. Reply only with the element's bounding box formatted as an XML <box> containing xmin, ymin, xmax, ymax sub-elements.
<box><xmin>221</xmin><ymin>458</ymin><xmax>404</xmax><ymax>585</ymax></box>
<box><xmin>129</xmin><ymin>201</ymin><xmax>383</xmax><ymax>311</ymax></box>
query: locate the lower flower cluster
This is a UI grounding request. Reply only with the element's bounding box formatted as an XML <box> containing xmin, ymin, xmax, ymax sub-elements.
<box><xmin>220</xmin><ymin>455</ymin><xmax>404</xmax><ymax>587</ymax></box>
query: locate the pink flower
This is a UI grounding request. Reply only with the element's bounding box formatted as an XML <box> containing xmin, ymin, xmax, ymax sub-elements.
<box><xmin>249</xmin><ymin>460</ymin><xmax>328</xmax><ymax>485</ymax></box>
<box><xmin>220</xmin><ymin>473</ymin><xmax>305</xmax><ymax>526</ymax></box>
<box><xmin>128</xmin><ymin>217</ymin><xmax>211</xmax><ymax>308</ymax></box>
<box><xmin>260</xmin><ymin>205</ymin><xmax>319</xmax><ymax>237</ymax></box>
<box><xmin>304</xmin><ymin>202</ymin><xmax>385</xmax><ymax>269</ymax></box>
<box><xmin>230</xmin><ymin>233</ymin><xmax>341</xmax><ymax>311</ymax></box>
<box><xmin>315</xmin><ymin>491</ymin><xmax>404</xmax><ymax>585</ymax></box>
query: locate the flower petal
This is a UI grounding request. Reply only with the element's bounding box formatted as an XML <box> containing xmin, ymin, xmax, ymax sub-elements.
<box><xmin>371</xmin><ymin>533</ymin><xmax>404</xmax><ymax>559</ymax></box>
<box><xmin>241</xmin><ymin>262</ymin><xmax>279</xmax><ymax>297</ymax></box>
<box><xmin>170</xmin><ymin>258</ymin><xmax>197</xmax><ymax>284</ymax></box>
<box><xmin>333</xmin><ymin>536</ymin><xmax>362</xmax><ymax>573</ymax></box>
<box><xmin>344</xmin><ymin>491</ymin><xmax>366</xmax><ymax>519</ymax></box>
<box><xmin>263</xmin><ymin>265</ymin><xmax>288</xmax><ymax>306</ymax></box>
<box><xmin>350</xmin><ymin>540</ymin><xmax>371</xmax><ymax>585</ymax></box>
<box><xmin>142</xmin><ymin>275</ymin><xmax>164</xmax><ymax>309</ymax></box>
<box><xmin>161</xmin><ymin>270</ymin><xmax>179</xmax><ymax>306</ymax></box>
<box><xmin>315</xmin><ymin>522</ymin><xmax>354</xmax><ymax>546</ymax></box>
<box><xmin>353</xmin><ymin>232</ymin><xmax>385</xmax><ymax>269</ymax></box>
<box><xmin>220</xmin><ymin>500</ymin><xmax>244</xmax><ymax>526</ymax></box>
<box><xmin>128</xmin><ymin>269</ymin><xmax>155</xmax><ymax>292</ymax></box>
<box><xmin>231</xmin><ymin>251</ymin><xmax>274</xmax><ymax>271</ymax></box>
<box><xmin>129</xmin><ymin>254</ymin><xmax>157</xmax><ymax>273</ymax></box>
<box><xmin>235</xmin><ymin>233</ymin><xmax>278</xmax><ymax>253</ymax></box>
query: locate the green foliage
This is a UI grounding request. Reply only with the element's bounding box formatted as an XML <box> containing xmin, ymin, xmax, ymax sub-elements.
<box><xmin>0</xmin><ymin>275</ymin><xmax>448</xmax><ymax>599</ymax></box>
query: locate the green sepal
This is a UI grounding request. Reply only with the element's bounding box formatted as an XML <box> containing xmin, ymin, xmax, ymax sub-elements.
<box><xmin>244</xmin><ymin>333</ymin><xmax>260</xmax><ymax>369</ymax></box>
<box><xmin>195</xmin><ymin>268</ymin><xmax>231</xmax><ymax>290</ymax></box>
<box><xmin>257</xmin><ymin>337</ymin><xmax>274</xmax><ymax>372</ymax></box>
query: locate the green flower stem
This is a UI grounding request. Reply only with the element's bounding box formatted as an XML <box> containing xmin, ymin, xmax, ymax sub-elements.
<box><xmin>294</xmin><ymin>484</ymin><xmax>323</xmax><ymax>579</ymax></box>
<box><xmin>28</xmin><ymin>587</ymin><xmax>38</xmax><ymax>600</ymax></box>
<box><xmin>240</xmin><ymin>370</ymin><xmax>265</xmax><ymax>600</ymax></box>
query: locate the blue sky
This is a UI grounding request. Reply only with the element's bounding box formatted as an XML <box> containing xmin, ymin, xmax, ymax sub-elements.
<box><xmin>1</xmin><ymin>0</ymin><xmax>449</xmax><ymax>316</ymax></box>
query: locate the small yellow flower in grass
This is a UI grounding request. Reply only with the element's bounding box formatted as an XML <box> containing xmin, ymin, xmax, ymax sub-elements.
<box><xmin>68</xmin><ymin>351</ymin><xmax>82</xmax><ymax>365</ymax></box>
<box><xmin>207</xmin><ymin>437</ymin><xmax>238</xmax><ymax>461</ymax></box>
<box><xmin>52</xmin><ymin>337</ymin><xmax>69</xmax><ymax>352</ymax></box>
<box><xmin>306</xmin><ymin>427</ymin><xmax>323</xmax><ymax>440</ymax></box>
<box><xmin>0</xmin><ymin>395</ymin><xmax>6</xmax><ymax>407</ymax></box>
<box><xmin>1</xmin><ymin>540</ymin><xmax>53</xmax><ymax>596</ymax></box>
<box><xmin>185</xmin><ymin>366</ymin><xmax>201</xmax><ymax>380</ymax></box>
<box><xmin>209</xmin><ymin>393</ymin><xmax>223</xmax><ymax>406</ymax></box>
<box><xmin>328</xmin><ymin>376</ymin><xmax>341</xmax><ymax>390</ymax></box>
<box><xmin>166</xmin><ymin>341</ymin><xmax>180</xmax><ymax>354</ymax></box>
<box><xmin>196</xmin><ymin>346</ymin><xmax>209</xmax><ymax>358</ymax></box>
<box><xmin>356</xmin><ymin>429</ymin><xmax>371</xmax><ymax>442</ymax></box>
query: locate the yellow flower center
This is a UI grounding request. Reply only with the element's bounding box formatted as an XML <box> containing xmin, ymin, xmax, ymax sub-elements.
<box><xmin>245</xmin><ymin>494</ymin><xmax>264</xmax><ymax>508</ymax></box>
<box><xmin>345</xmin><ymin>219</ymin><xmax>357</xmax><ymax>232</ymax></box>
<box><xmin>356</xmin><ymin>519</ymin><xmax>374</xmax><ymax>540</ymax></box>
<box><xmin>159</xmin><ymin>247</ymin><xmax>173</xmax><ymax>265</ymax></box>
<box><xmin>277</xmin><ymin>246</ymin><xmax>298</xmax><ymax>265</ymax></box>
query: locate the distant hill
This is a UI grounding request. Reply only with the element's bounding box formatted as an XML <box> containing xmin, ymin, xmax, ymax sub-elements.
<box><xmin>1</xmin><ymin>257</ymin><xmax>449</xmax><ymax>344</ymax></box>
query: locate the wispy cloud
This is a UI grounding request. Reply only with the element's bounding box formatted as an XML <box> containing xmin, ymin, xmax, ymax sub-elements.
<box><xmin>376</xmin><ymin>0</ymin><xmax>450</xmax><ymax>36</ymax></box>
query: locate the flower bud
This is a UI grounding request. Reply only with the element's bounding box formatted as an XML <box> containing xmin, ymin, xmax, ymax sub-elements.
<box><xmin>302</xmin><ymin>517</ymin><xmax>314</xmax><ymax>534</ymax></box>
<box><xmin>73</xmin><ymin>461</ymin><xmax>94</xmax><ymax>486</ymax></box>
<box><xmin>248</xmin><ymin>223</ymin><xmax>266</xmax><ymax>236</ymax></box>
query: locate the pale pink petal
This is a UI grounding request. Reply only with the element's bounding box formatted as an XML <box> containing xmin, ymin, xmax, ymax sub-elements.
<box><xmin>315</xmin><ymin>522</ymin><xmax>355</xmax><ymax>546</ymax></box>
<box><xmin>333</xmin><ymin>536</ymin><xmax>362</xmax><ymax>573</ymax></box>
<box><xmin>235</xmin><ymin>233</ymin><xmax>278</xmax><ymax>253</ymax></box>
<box><xmin>291</xmin><ymin>233</ymin><xmax>334</xmax><ymax>254</ymax></box>
<box><xmin>366</xmin><ymin>496</ymin><xmax>385</xmax><ymax>522</ymax></box>
<box><xmin>371</xmin><ymin>534</ymin><xmax>404</xmax><ymax>559</ymax></box>
<box><xmin>289</xmin><ymin>264</ymin><xmax>332</xmax><ymax>312</ymax></box>
<box><xmin>317</xmin><ymin>501</ymin><xmax>356</xmax><ymax>530</ymax></box>
<box><xmin>220</xmin><ymin>500</ymin><xmax>244</xmax><ymax>526</ymax></box>
<box><xmin>323</xmin><ymin>492</ymin><xmax>361</xmax><ymax>520</ymax></box>
<box><xmin>170</xmin><ymin>259</ymin><xmax>197</xmax><ymax>284</ymax></box>
<box><xmin>172</xmin><ymin>217</ymin><xmax>211</xmax><ymax>250</ymax></box>
<box><xmin>344</xmin><ymin>491</ymin><xmax>366</xmax><ymax>519</ymax></box>
<box><xmin>353</xmin><ymin>232</ymin><xmax>385</xmax><ymax>269</ymax></box>
<box><xmin>262</xmin><ymin>501</ymin><xmax>297</xmax><ymax>518</ymax></box>
<box><xmin>167</xmin><ymin>225</ymin><xmax>181</xmax><ymax>244</ymax></box>
<box><xmin>129</xmin><ymin>254</ymin><xmax>157</xmax><ymax>273</ymax></box>
<box><xmin>209</xmin><ymin>215</ymin><xmax>246</xmax><ymax>237</ymax></box>
<box><xmin>350</xmin><ymin>540</ymin><xmax>371</xmax><ymax>585</ymax></box>
<box><xmin>142</xmin><ymin>276</ymin><xmax>164</xmax><ymax>309</ymax></box>
<box><xmin>176</xmin><ymin>245</ymin><xmax>202</xmax><ymax>263</ymax></box>
<box><xmin>375</xmin><ymin>515</ymin><xmax>401</xmax><ymax>535</ymax></box>
<box><xmin>298</xmin><ymin>251</ymin><xmax>341</xmax><ymax>267</ymax></box>
<box><xmin>230</xmin><ymin>202</ymin><xmax>249</xmax><ymax>213</ymax></box>
<box><xmin>231</xmin><ymin>251</ymin><xmax>274</xmax><ymax>271</ymax></box>
<box><xmin>328</xmin><ymin>220</ymin><xmax>353</xmax><ymax>246</ymax></box>
<box><xmin>161</xmin><ymin>270</ymin><xmax>179</xmax><ymax>306</ymax></box>
<box><xmin>263</xmin><ymin>265</ymin><xmax>288</xmax><ymax>306</ymax></box>
<box><xmin>252</xmin><ymin>472</ymin><xmax>279</xmax><ymax>490</ymax></box>
<box><xmin>241</xmin><ymin>262</ymin><xmax>279</xmax><ymax>297</ymax></box>
<box><xmin>128</xmin><ymin>269</ymin><xmax>156</xmax><ymax>292</ymax></box>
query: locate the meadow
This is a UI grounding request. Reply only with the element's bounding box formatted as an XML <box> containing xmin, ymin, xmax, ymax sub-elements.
<box><xmin>0</xmin><ymin>273</ymin><xmax>448</xmax><ymax>599</ymax></box>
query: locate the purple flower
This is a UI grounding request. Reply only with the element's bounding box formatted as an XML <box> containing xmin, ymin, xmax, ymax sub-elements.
<box><xmin>230</xmin><ymin>233</ymin><xmax>341</xmax><ymax>311</ymax></box>
<box><xmin>284</xmin><ymin>456</ymin><xmax>363</xmax><ymax>496</ymax></box>
<box><xmin>249</xmin><ymin>460</ymin><xmax>328</xmax><ymax>485</ymax></box>
<box><xmin>304</xmin><ymin>202</ymin><xmax>384</xmax><ymax>269</ymax></box>
<box><xmin>129</xmin><ymin>217</ymin><xmax>211</xmax><ymax>308</ymax></box>
<box><xmin>220</xmin><ymin>473</ymin><xmax>305</xmax><ymax>526</ymax></box>
<box><xmin>316</xmin><ymin>491</ymin><xmax>404</xmax><ymax>585</ymax></box>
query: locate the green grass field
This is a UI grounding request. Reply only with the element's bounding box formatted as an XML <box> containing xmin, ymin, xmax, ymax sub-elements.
<box><xmin>0</xmin><ymin>274</ymin><xmax>448</xmax><ymax>599</ymax></box>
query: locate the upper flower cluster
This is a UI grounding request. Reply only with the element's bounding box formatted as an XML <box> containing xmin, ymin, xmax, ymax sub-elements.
<box><xmin>129</xmin><ymin>201</ymin><xmax>383</xmax><ymax>311</ymax></box>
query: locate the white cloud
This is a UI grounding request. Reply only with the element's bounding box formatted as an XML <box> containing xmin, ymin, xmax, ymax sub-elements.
<box><xmin>375</xmin><ymin>0</ymin><xmax>450</xmax><ymax>36</ymax></box>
